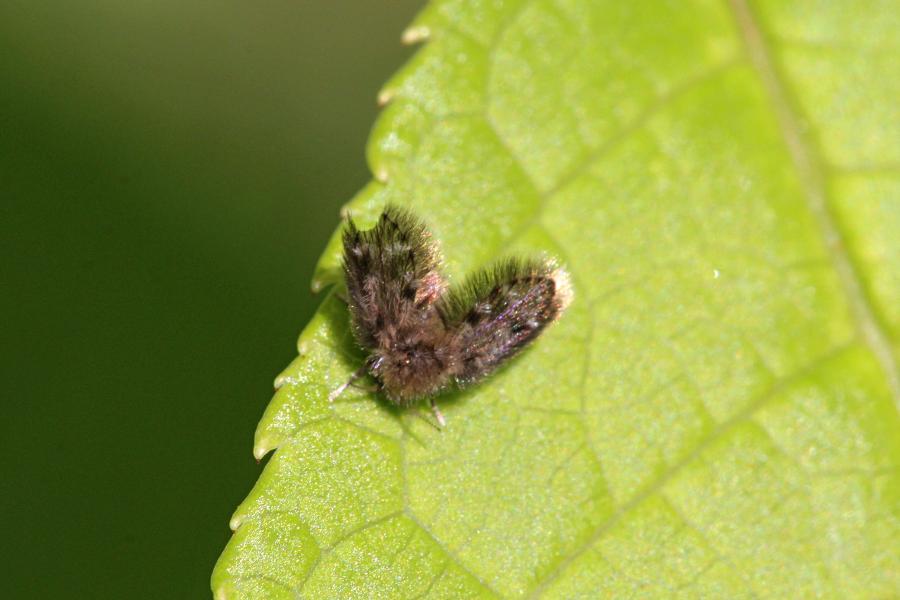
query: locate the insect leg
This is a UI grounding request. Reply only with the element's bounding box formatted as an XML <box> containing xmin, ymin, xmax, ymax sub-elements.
<box><xmin>328</xmin><ymin>364</ymin><xmax>369</xmax><ymax>402</ymax></box>
<box><xmin>349</xmin><ymin>380</ymin><xmax>380</xmax><ymax>393</ymax></box>
<box><xmin>430</xmin><ymin>398</ymin><xmax>446</xmax><ymax>428</ymax></box>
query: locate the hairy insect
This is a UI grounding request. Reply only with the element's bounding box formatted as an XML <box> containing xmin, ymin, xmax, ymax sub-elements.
<box><xmin>329</xmin><ymin>205</ymin><xmax>572</xmax><ymax>426</ymax></box>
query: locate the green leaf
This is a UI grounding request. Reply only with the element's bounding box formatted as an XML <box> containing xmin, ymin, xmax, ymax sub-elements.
<box><xmin>212</xmin><ymin>0</ymin><xmax>900</xmax><ymax>597</ymax></box>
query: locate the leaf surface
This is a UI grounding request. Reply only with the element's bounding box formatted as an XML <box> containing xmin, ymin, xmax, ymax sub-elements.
<box><xmin>212</xmin><ymin>1</ymin><xmax>900</xmax><ymax>597</ymax></box>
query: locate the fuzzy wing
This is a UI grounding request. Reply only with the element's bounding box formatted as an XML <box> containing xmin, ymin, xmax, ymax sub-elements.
<box><xmin>439</xmin><ymin>258</ymin><xmax>571</xmax><ymax>385</ymax></box>
<box><xmin>341</xmin><ymin>205</ymin><xmax>445</xmax><ymax>348</ymax></box>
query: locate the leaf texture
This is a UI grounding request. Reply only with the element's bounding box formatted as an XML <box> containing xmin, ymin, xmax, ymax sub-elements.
<box><xmin>212</xmin><ymin>1</ymin><xmax>900</xmax><ymax>597</ymax></box>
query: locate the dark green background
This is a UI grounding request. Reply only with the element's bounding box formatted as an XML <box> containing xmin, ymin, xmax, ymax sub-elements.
<box><xmin>1</xmin><ymin>1</ymin><xmax>422</xmax><ymax>597</ymax></box>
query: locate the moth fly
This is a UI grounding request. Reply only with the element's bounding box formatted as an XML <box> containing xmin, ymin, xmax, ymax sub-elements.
<box><xmin>330</xmin><ymin>205</ymin><xmax>572</xmax><ymax>426</ymax></box>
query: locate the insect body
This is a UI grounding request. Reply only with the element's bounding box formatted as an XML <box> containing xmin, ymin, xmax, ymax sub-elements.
<box><xmin>330</xmin><ymin>205</ymin><xmax>572</xmax><ymax>426</ymax></box>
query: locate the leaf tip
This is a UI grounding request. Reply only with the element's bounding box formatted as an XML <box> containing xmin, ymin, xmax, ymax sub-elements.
<box><xmin>377</xmin><ymin>87</ymin><xmax>395</xmax><ymax>107</ymax></box>
<box><xmin>253</xmin><ymin>443</ymin><xmax>270</xmax><ymax>462</ymax></box>
<box><xmin>312</xmin><ymin>269</ymin><xmax>342</xmax><ymax>295</ymax></box>
<box><xmin>229</xmin><ymin>514</ymin><xmax>243</xmax><ymax>532</ymax></box>
<box><xmin>401</xmin><ymin>25</ymin><xmax>430</xmax><ymax>45</ymax></box>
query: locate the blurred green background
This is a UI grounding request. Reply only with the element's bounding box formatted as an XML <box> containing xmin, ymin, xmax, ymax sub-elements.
<box><xmin>0</xmin><ymin>1</ymin><xmax>423</xmax><ymax>597</ymax></box>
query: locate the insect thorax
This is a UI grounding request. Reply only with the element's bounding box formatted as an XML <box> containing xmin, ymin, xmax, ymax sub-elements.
<box><xmin>370</xmin><ymin>322</ymin><xmax>455</xmax><ymax>406</ymax></box>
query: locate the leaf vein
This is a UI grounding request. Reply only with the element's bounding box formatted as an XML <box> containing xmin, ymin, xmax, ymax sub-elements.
<box><xmin>404</xmin><ymin>509</ymin><xmax>502</xmax><ymax>598</ymax></box>
<box><xmin>727</xmin><ymin>0</ymin><xmax>900</xmax><ymax>413</ymax></box>
<box><xmin>525</xmin><ymin>342</ymin><xmax>853</xmax><ymax>597</ymax></box>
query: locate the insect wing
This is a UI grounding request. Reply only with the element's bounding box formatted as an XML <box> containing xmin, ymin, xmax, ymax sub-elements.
<box><xmin>442</xmin><ymin>259</ymin><xmax>570</xmax><ymax>384</ymax></box>
<box><xmin>341</xmin><ymin>205</ymin><xmax>444</xmax><ymax>346</ymax></box>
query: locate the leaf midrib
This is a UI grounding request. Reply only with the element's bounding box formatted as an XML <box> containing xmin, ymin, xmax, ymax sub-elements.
<box><xmin>727</xmin><ymin>0</ymin><xmax>900</xmax><ymax>411</ymax></box>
